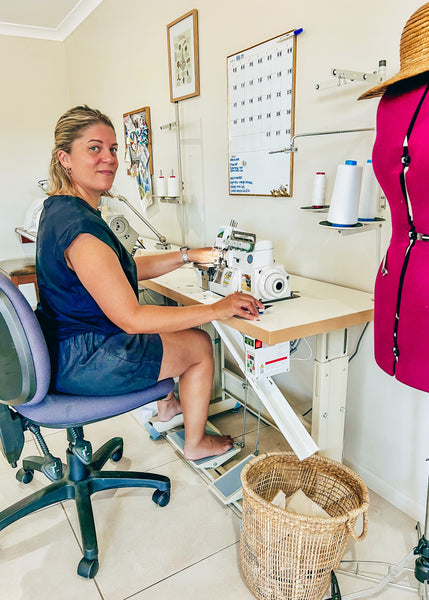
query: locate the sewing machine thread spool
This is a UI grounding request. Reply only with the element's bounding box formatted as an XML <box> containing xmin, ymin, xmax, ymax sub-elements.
<box><xmin>157</xmin><ymin>170</ymin><xmax>166</xmax><ymax>197</ymax></box>
<box><xmin>311</xmin><ymin>172</ymin><xmax>326</xmax><ymax>208</ymax></box>
<box><xmin>328</xmin><ymin>160</ymin><xmax>362</xmax><ymax>226</ymax></box>
<box><xmin>167</xmin><ymin>169</ymin><xmax>179</xmax><ymax>197</ymax></box>
<box><xmin>358</xmin><ymin>159</ymin><xmax>378</xmax><ymax>221</ymax></box>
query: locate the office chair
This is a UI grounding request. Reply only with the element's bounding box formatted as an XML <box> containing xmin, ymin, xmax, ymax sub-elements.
<box><xmin>0</xmin><ymin>272</ymin><xmax>175</xmax><ymax>578</ymax></box>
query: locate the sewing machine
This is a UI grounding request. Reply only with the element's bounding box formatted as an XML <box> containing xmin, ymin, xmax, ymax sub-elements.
<box><xmin>104</xmin><ymin>213</ymin><xmax>141</xmax><ymax>254</ymax></box>
<box><xmin>201</xmin><ymin>220</ymin><xmax>291</xmax><ymax>302</ymax></box>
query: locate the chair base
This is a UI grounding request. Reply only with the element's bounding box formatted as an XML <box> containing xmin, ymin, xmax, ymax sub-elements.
<box><xmin>0</xmin><ymin>435</ymin><xmax>170</xmax><ymax>578</ymax></box>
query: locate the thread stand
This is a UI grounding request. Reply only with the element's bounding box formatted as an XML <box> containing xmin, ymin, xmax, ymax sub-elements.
<box><xmin>153</xmin><ymin>195</ymin><xmax>183</xmax><ymax>205</ymax></box>
<box><xmin>315</xmin><ymin>59</ymin><xmax>387</xmax><ymax>91</ymax></box>
<box><xmin>338</xmin><ymin>471</ymin><xmax>429</xmax><ymax>599</ymax></box>
<box><xmin>159</xmin><ymin>102</ymin><xmax>186</xmax><ymax>245</ymax></box>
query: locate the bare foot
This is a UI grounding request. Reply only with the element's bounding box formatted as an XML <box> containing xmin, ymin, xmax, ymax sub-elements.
<box><xmin>184</xmin><ymin>433</ymin><xmax>234</xmax><ymax>461</ymax></box>
<box><xmin>157</xmin><ymin>393</ymin><xmax>182</xmax><ymax>422</ymax></box>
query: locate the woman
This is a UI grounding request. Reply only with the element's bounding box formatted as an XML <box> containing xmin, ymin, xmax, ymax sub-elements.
<box><xmin>36</xmin><ymin>105</ymin><xmax>263</xmax><ymax>460</ymax></box>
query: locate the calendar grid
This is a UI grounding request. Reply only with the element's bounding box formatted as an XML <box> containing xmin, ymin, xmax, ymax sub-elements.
<box><xmin>227</xmin><ymin>30</ymin><xmax>296</xmax><ymax>196</ymax></box>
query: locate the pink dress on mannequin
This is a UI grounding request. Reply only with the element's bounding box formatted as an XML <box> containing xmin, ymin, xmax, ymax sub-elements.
<box><xmin>372</xmin><ymin>80</ymin><xmax>429</xmax><ymax>392</ymax></box>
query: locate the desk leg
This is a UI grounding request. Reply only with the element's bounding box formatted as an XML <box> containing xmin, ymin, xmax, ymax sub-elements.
<box><xmin>312</xmin><ymin>329</ymin><xmax>348</xmax><ymax>462</ymax></box>
<box><xmin>213</xmin><ymin>321</ymin><xmax>318</xmax><ymax>461</ymax></box>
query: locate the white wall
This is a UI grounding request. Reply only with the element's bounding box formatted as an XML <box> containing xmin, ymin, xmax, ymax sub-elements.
<box><xmin>0</xmin><ymin>35</ymin><xmax>70</xmax><ymax>260</ymax></box>
<box><xmin>62</xmin><ymin>0</ymin><xmax>414</xmax><ymax>291</ymax></box>
<box><xmin>1</xmin><ymin>0</ymin><xmax>427</xmax><ymax>522</ymax></box>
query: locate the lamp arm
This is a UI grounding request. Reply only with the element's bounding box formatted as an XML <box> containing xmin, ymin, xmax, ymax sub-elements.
<box><xmin>116</xmin><ymin>195</ymin><xmax>167</xmax><ymax>244</ymax></box>
<box><xmin>269</xmin><ymin>127</ymin><xmax>375</xmax><ymax>154</ymax></box>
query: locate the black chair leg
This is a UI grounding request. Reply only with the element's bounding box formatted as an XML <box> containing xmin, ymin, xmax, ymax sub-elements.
<box><xmin>0</xmin><ymin>480</ymin><xmax>71</xmax><ymax>531</ymax></box>
<box><xmin>75</xmin><ymin>483</ymin><xmax>98</xmax><ymax>561</ymax></box>
<box><xmin>20</xmin><ymin>455</ymin><xmax>66</xmax><ymax>482</ymax></box>
<box><xmin>74</xmin><ymin>482</ymin><xmax>100</xmax><ymax>578</ymax></box>
<box><xmin>89</xmin><ymin>469</ymin><xmax>170</xmax><ymax>493</ymax></box>
<box><xmin>90</xmin><ymin>436</ymin><xmax>124</xmax><ymax>470</ymax></box>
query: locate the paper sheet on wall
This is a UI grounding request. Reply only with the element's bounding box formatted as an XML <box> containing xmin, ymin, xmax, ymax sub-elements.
<box><xmin>227</xmin><ymin>30</ymin><xmax>296</xmax><ymax>196</ymax></box>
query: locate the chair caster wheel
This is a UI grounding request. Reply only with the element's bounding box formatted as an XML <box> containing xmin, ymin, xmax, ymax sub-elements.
<box><xmin>16</xmin><ymin>468</ymin><xmax>33</xmax><ymax>484</ymax></box>
<box><xmin>152</xmin><ymin>489</ymin><xmax>170</xmax><ymax>507</ymax></box>
<box><xmin>77</xmin><ymin>557</ymin><xmax>99</xmax><ymax>578</ymax></box>
<box><xmin>111</xmin><ymin>448</ymin><xmax>123</xmax><ymax>462</ymax></box>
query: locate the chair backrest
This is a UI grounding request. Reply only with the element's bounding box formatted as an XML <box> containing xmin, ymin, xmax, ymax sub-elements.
<box><xmin>0</xmin><ymin>273</ymin><xmax>50</xmax><ymax>407</ymax></box>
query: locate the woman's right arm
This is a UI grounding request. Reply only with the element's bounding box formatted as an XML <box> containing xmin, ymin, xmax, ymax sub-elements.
<box><xmin>64</xmin><ymin>234</ymin><xmax>262</xmax><ymax>334</ymax></box>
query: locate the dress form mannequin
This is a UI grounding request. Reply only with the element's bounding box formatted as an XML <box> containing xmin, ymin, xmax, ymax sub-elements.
<box><xmin>358</xmin><ymin>4</ymin><xmax>429</xmax><ymax>595</ymax></box>
<box><xmin>372</xmin><ymin>76</ymin><xmax>429</xmax><ymax>393</ymax></box>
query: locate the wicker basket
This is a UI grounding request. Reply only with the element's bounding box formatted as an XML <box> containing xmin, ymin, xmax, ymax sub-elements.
<box><xmin>240</xmin><ymin>452</ymin><xmax>369</xmax><ymax>600</ymax></box>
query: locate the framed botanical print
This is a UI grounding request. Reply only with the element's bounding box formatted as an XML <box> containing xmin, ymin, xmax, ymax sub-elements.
<box><xmin>167</xmin><ymin>9</ymin><xmax>200</xmax><ymax>102</ymax></box>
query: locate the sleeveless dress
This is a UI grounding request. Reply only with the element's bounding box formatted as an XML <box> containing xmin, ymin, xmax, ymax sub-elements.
<box><xmin>36</xmin><ymin>195</ymin><xmax>163</xmax><ymax>395</ymax></box>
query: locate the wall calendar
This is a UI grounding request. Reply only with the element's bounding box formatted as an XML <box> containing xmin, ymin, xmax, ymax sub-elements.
<box><xmin>227</xmin><ymin>29</ymin><xmax>298</xmax><ymax>196</ymax></box>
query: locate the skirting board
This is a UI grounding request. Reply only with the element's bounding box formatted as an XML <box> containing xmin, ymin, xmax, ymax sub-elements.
<box><xmin>344</xmin><ymin>458</ymin><xmax>425</xmax><ymax>524</ymax></box>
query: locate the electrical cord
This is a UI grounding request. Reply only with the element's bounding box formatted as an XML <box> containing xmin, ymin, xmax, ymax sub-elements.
<box><xmin>291</xmin><ymin>337</ymin><xmax>313</xmax><ymax>362</ymax></box>
<box><xmin>348</xmin><ymin>322</ymin><xmax>369</xmax><ymax>362</ymax></box>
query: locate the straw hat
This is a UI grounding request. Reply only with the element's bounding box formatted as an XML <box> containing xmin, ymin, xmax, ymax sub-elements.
<box><xmin>359</xmin><ymin>3</ymin><xmax>429</xmax><ymax>100</ymax></box>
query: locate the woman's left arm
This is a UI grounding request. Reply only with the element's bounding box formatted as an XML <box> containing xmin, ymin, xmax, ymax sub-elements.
<box><xmin>134</xmin><ymin>247</ymin><xmax>215</xmax><ymax>280</ymax></box>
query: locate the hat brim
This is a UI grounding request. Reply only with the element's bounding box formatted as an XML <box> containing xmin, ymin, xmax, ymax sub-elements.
<box><xmin>358</xmin><ymin>63</ymin><xmax>429</xmax><ymax>100</ymax></box>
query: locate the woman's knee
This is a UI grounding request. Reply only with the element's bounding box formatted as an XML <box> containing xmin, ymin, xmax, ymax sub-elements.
<box><xmin>158</xmin><ymin>328</ymin><xmax>213</xmax><ymax>378</ymax></box>
<box><xmin>181</xmin><ymin>328</ymin><xmax>213</xmax><ymax>366</ymax></box>
<box><xmin>194</xmin><ymin>328</ymin><xmax>213</xmax><ymax>354</ymax></box>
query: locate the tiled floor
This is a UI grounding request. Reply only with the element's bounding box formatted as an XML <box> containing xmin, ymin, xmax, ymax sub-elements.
<box><xmin>0</xmin><ymin>408</ymin><xmax>422</xmax><ymax>600</ymax></box>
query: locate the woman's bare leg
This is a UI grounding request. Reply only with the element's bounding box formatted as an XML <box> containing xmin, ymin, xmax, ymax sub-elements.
<box><xmin>157</xmin><ymin>328</ymin><xmax>233</xmax><ymax>460</ymax></box>
<box><xmin>157</xmin><ymin>391</ymin><xmax>182</xmax><ymax>422</ymax></box>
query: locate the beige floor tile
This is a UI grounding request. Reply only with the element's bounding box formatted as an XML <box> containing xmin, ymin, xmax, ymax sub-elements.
<box><xmin>67</xmin><ymin>459</ymin><xmax>241</xmax><ymax>600</ymax></box>
<box><xmin>0</xmin><ymin>490</ymin><xmax>101</xmax><ymax>600</ymax></box>
<box><xmin>133</xmin><ymin>543</ymin><xmax>256</xmax><ymax>599</ymax></box>
<box><xmin>212</xmin><ymin>418</ymin><xmax>292</xmax><ymax>477</ymax></box>
<box><xmin>0</xmin><ymin>413</ymin><xmax>177</xmax><ymax>599</ymax></box>
<box><xmin>0</xmin><ymin>438</ymin><xmax>43</xmax><ymax>506</ymax></box>
<box><xmin>0</xmin><ymin>406</ymin><xmax>425</xmax><ymax>600</ymax></box>
<box><xmin>337</xmin><ymin>570</ymin><xmax>419</xmax><ymax>599</ymax></box>
<box><xmin>209</xmin><ymin>405</ymin><xmax>270</xmax><ymax>439</ymax></box>
<box><xmin>337</xmin><ymin>489</ymin><xmax>420</xmax><ymax>599</ymax></box>
<box><xmin>343</xmin><ymin>490</ymin><xmax>417</xmax><ymax>564</ymax></box>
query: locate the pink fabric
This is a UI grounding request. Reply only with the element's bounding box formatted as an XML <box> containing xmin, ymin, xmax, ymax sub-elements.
<box><xmin>373</xmin><ymin>82</ymin><xmax>429</xmax><ymax>392</ymax></box>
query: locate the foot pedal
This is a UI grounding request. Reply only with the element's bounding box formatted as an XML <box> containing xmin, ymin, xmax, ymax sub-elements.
<box><xmin>147</xmin><ymin>397</ymin><xmax>238</xmax><ymax>435</ymax></box>
<box><xmin>144</xmin><ymin>422</ymin><xmax>162</xmax><ymax>440</ymax></box>
<box><xmin>148</xmin><ymin>413</ymin><xmax>184</xmax><ymax>434</ymax></box>
<box><xmin>167</xmin><ymin>422</ymin><xmax>241</xmax><ymax>469</ymax></box>
<box><xmin>209</xmin><ymin>454</ymin><xmax>255</xmax><ymax>504</ymax></box>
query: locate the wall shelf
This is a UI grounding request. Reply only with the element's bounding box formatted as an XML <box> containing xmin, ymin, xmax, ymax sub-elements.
<box><xmin>154</xmin><ymin>195</ymin><xmax>184</xmax><ymax>205</ymax></box>
<box><xmin>319</xmin><ymin>217</ymin><xmax>384</xmax><ymax>236</ymax></box>
<box><xmin>300</xmin><ymin>206</ymin><xmax>329</xmax><ymax>213</ymax></box>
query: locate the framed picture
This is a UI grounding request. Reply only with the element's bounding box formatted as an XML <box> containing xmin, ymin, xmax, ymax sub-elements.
<box><xmin>123</xmin><ymin>107</ymin><xmax>153</xmax><ymax>208</ymax></box>
<box><xmin>167</xmin><ymin>9</ymin><xmax>199</xmax><ymax>102</ymax></box>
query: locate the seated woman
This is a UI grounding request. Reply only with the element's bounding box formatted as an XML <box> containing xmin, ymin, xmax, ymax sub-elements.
<box><xmin>36</xmin><ymin>105</ymin><xmax>263</xmax><ymax>461</ymax></box>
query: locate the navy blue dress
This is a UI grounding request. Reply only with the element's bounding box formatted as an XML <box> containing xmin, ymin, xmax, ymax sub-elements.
<box><xmin>36</xmin><ymin>195</ymin><xmax>163</xmax><ymax>395</ymax></box>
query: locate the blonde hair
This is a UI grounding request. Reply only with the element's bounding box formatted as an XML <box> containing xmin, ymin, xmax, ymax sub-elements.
<box><xmin>48</xmin><ymin>105</ymin><xmax>116</xmax><ymax>197</ymax></box>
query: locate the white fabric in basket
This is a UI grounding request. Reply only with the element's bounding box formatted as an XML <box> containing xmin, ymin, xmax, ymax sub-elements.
<box><xmin>271</xmin><ymin>488</ymin><xmax>330</xmax><ymax>518</ymax></box>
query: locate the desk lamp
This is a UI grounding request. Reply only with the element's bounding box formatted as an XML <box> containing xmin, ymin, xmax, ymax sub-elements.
<box><xmin>116</xmin><ymin>194</ymin><xmax>170</xmax><ymax>250</ymax></box>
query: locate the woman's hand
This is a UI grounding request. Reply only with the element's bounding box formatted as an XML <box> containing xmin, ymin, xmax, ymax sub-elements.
<box><xmin>189</xmin><ymin>247</ymin><xmax>217</xmax><ymax>264</ymax></box>
<box><xmin>212</xmin><ymin>291</ymin><xmax>264</xmax><ymax>321</ymax></box>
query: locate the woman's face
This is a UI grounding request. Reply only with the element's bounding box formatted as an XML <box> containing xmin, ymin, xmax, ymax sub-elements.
<box><xmin>59</xmin><ymin>123</ymin><xmax>118</xmax><ymax>204</ymax></box>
